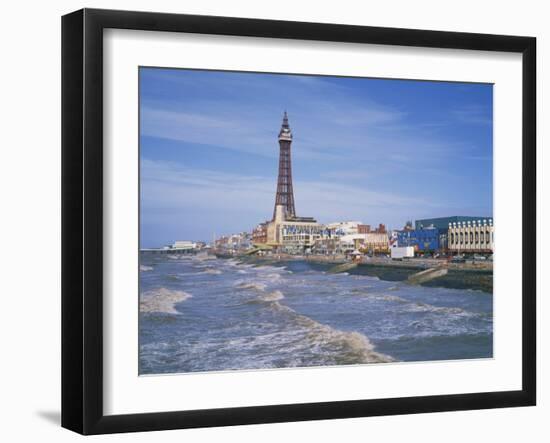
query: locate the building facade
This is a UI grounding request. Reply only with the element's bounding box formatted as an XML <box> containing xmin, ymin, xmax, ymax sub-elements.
<box><xmin>266</xmin><ymin>204</ymin><xmax>323</xmax><ymax>252</ymax></box>
<box><xmin>354</xmin><ymin>232</ymin><xmax>390</xmax><ymax>254</ymax></box>
<box><xmin>448</xmin><ymin>218</ymin><xmax>494</xmax><ymax>253</ymax></box>
<box><xmin>415</xmin><ymin>216</ymin><xmax>488</xmax><ymax>231</ymax></box>
<box><xmin>325</xmin><ymin>221</ymin><xmax>363</xmax><ymax>236</ymax></box>
<box><xmin>252</xmin><ymin>222</ymin><xmax>268</xmax><ymax>244</ymax></box>
<box><xmin>396</xmin><ymin>228</ymin><xmax>440</xmax><ymax>252</ymax></box>
<box><xmin>358</xmin><ymin>223</ymin><xmax>386</xmax><ymax>234</ymax></box>
<box><xmin>172</xmin><ymin>240</ymin><xmax>197</xmax><ymax>251</ymax></box>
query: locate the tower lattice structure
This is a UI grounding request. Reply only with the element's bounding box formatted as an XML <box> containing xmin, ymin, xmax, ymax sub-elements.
<box><xmin>273</xmin><ymin>111</ymin><xmax>296</xmax><ymax>220</ymax></box>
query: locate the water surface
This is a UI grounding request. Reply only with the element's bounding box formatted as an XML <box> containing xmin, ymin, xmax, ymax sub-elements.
<box><xmin>139</xmin><ymin>255</ymin><xmax>493</xmax><ymax>374</ymax></box>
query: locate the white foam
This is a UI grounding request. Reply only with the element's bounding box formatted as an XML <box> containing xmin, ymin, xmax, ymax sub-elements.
<box><xmin>269</xmin><ymin>300</ymin><xmax>393</xmax><ymax>364</ymax></box>
<box><xmin>140</xmin><ymin>288</ymin><xmax>192</xmax><ymax>314</ymax></box>
<box><xmin>235</xmin><ymin>281</ymin><xmax>267</xmax><ymax>292</ymax></box>
<box><xmin>260</xmin><ymin>290</ymin><xmax>285</xmax><ymax>302</ymax></box>
<box><xmin>201</xmin><ymin>268</ymin><xmax>222</xmax><ymax>275</ymax></box>
<box><xmin>140</xmin><ymin>265</ymin><xmax>153</xmax><ymax>272</ymax></box>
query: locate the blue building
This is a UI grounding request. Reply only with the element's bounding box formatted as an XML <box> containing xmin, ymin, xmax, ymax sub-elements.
<box><xmin>408</xmin><ymin>216</ymin><xmax>491</xmax><ymax>252</ymax></box>
<box><xmin>397</xmin><ymin>227</ymin><xmax>440</xmax><ymax>252</ymax></box>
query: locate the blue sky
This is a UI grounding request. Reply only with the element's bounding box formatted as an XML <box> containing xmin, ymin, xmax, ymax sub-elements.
<box><xmin>140</xmin><ymin>67</ymin><xmax>493</xmax><ymax>247</ymax></box>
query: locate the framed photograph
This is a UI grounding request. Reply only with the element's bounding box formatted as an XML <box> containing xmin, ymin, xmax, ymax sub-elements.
<box><xmin>61</xmin><ymin>8</ymin><xmax>536</xmax><ymax>435</ymax></box>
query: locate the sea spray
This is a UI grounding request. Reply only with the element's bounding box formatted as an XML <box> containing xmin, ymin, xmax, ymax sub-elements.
<box><xmin>140</xmin><ymin>288</ymin><xmax>192</xmax><ymax>314</ymax></box>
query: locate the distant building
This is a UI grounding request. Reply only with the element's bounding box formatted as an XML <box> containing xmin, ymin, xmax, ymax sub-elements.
<box><xmin>326</xmin><ymin>221</ymin><xmax>363</xmax><ymax>236</ymax></box>
<box><xmin>172</xmin><ymin>240</ymin><xmax>197</xmax><ymax>250</ymax></box>
<box><xmin>358</xmin><ymin>223</ymin><xmax>386</xmax><ymax>234</ymax></box>
<box><xmin>266</xmin><ymin>205</ymin><xmax>323</xmax><ymax>252</ymax></box>
<box><xmin>415</xmin><ymin>216</ymin><xmax>488</xmax><ymax>231</ymax></box>
<box><xmin>354</xmin><ymin>232</ymin><xmax>390</xmax><ymax>254</ymax></box>
<box><xmin>395</xmin><ymin>216</ymin><xmax>493</xmax><ymax>254</ymax></box>
<box><xmin>397</xmin><ymin>228</ymin><xmax>440</xmax><ymax>252</ymax></box>
<box><xmin>214</xmin><ymin>232</ymin><xmax>251</xmax><ymax>251</ymax></box>
<box><xmin>252</xmin><ymin>223</ymin><xmax>268</xmax><ymax>244</ymax></box>
<box><xmin>448</xmin><ymin>218</ymin><xmax>494</xmax><ymax>253</ymax></box>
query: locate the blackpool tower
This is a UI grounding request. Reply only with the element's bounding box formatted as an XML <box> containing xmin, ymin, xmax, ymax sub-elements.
<box><xmin>273</xmin><ymin>112</ymin><xmax>296</xmax><ymax>220</ymax></box>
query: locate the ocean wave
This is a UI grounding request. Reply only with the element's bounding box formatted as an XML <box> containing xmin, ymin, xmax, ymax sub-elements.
<box><xmin>357</xmin><ymin>292</ymin><xmax>477</xmax><ymax>318</ymax></box>
<box><xmin>353</xmin><ymin>291</ymin><xmax>409</xmax><ymax>304</ymax></box>
<box><xmin>236</xmin><ymin>281</ymin><xmax>267</xmax><ymax>291</ymax></box>
<box><xmin>140</xmin><ymin>288</ymin><xmax>192</xmax><ymax>314</ymax></box>
<box><xmin>244</xmin><ymin>290</ymin><xmax>285</xmax><ymax>305</ymax></box>
<box><xmin>376</xmin><ymin>294</ymin><xmax>409</xmax><ymax>303</ymax></box>
<box><xmin>140</xmin><ymin>265</ymin><xmax>153</xmax><ymax>272</ymax></box>
<box><xmin>269</xmin><ymin>300</ymin><xmax>393</xmax><ymax>364</ymax></box>
<box><xmin>407</xmin><ymin>302</ymin><xmax>470</xmax><ymax>316</ymax></box>
<box><xmin>260</xmin><ymin>290</ymin><xmax>285</xmax><ymax>302</ymax></box>
<box><xmin>201</xmin><ymin>268</ymin><xmax>222</xmax><ymax>275</ymax></box>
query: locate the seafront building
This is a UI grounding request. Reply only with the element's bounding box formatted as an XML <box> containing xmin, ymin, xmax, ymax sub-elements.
<box><xmin>172</xmin><ymin>240</ymin><xmax>197</xmax><ymax>251</ymax></box>
<box><xmin>396</xmin><ymin>227</ymin><xmax>441</xmax><ymax>253</ymax></box>
<box><xmin>266</xmin><ymin>204</ymin><xmax>323</xmax><ymax>253</ymax></box>
<box><xmin>448</xmin><ymin>218</ymin><xmax>494</xmax><ymax>254</ymax></box>
<box><xmin>395</xmin><ymin>216</ymin><xmax>494</xmax><ymax>254</ymax></box>
<box><xmin>252</xmin><ymin>223</ymin><xmax>268</xmax><ymax>244</ymax></box>
<box><xmin>325</xmin><ymin>221</ymin><xmax>363</xmax><ymax>236</ymax></box>
<box><xmin>215</xmin><ymin>232</ymin><xmax>252</xmax><ymax>252</ymax></box>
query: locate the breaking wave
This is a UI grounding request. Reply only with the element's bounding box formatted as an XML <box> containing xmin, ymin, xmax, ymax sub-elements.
<box><xmin>236</xmin><ymin>281</ymin><xmax>267</xmax><ymax>291</ymax></box>
<box><xmin>354</xmin><ymin>292</ymin><xmax>477</xmax><ymax>317</ymax></box>
<box><xmin>201</xmin><ymin>268</ymin><xmax>222</xmax><ymax>275</ymax></box>
<box><xmin>140</xmin><ymin>265</ymin><xmax>153</xmax><ymax>272</ymax></box>
<box><xmin>407</xmin><ymin>302</ymin><xmax>470</xmax><ymax>316</ymax></box>
<box><xmin>246</xmin><ymin>285</ymin><xmax>392</xmax><ymax>364</ymax></box>
<box><xmin>140</xmin><ymin>288</ymin><xmax>192</xmax><ymax>314</ymax></box>
<box><xmin>271</xmin><ymin>301</ymin><xmax>393</xmax><ymax>364</ymax></box>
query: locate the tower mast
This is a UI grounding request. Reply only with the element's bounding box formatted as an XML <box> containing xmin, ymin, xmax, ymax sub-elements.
<box><xmin>273</xmin><ymin>111</ymin><xmax>296</xmax><ymax>220</ymax></box>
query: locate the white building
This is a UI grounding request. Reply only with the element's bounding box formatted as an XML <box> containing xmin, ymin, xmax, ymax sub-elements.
<box><xmin>172</xmin><ymin>240</ymin><xmax>197</xmax><ymax>250</ymax></box>
<box><xmin>266</xmin><ymin>205</ymin><xmax>323</xmax><ymax>252</ymax></box>
<box><xmin>325</xmin><ymin>221</ymin><xmax>363</xmax><ymax>236</ymax></box>
<box><xmin>448</xmin><ymin>219</ymin><xmax>494</xmax><ymax>253</ymax></box>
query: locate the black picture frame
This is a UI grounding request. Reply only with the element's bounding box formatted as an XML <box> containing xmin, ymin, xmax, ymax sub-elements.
<box><xmin>61</xmin><ymin>8</ymin><xmax>536</xmax><ymax>435</ymax></box>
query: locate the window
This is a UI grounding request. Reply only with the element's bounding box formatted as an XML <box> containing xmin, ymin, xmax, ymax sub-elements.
<box><xmin>460</xmin><ymin>232</ymin><xmax>463</xmax><ymax>244</ymax></box>
<box><xmin>475</xmin><ymin>231</ymin><xmax>478</xmax><ymax>243</ymax></box>
<box><xmin>451</xmin><ymin>233</ymin><xmax>454</xmax><ymax>244</ymax></box>
<box><xmin>470</xmin><ymin>232</ymin><xmax>473</xmax><ymax>244</ymax></box>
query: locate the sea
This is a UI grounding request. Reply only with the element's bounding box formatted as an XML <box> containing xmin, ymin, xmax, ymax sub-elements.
<box><xmin>139</xmin><ymin>254</ymin><xmax>493</xmax><ymax>375</ymax></box>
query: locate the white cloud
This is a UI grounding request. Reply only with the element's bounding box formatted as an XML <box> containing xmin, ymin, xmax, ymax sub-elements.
<box><xmin>140</xmin><ymin>159</ymin><xmax>438</xmax><ymax>229</ymax></box>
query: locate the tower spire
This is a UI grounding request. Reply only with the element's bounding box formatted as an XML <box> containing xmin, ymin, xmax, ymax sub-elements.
<box><xmin>273</xmin><ymin>112</ymin><xmax>296</xmax><ymax>220</ymax></box>
<box><xmin>279</xmin><ymin>111</ymin><xmax>291</xmax><ymax>138</ymax></box>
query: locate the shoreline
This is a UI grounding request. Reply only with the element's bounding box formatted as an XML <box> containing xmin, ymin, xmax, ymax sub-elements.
<box><xmin>219</xmin><ymin>253</ymin><xmax>493</xmax><ymax>294</ymax></box>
